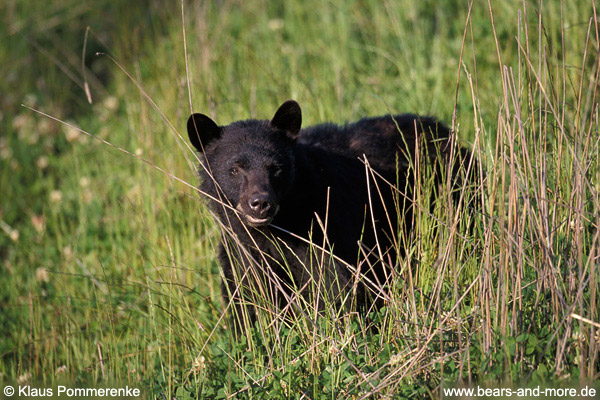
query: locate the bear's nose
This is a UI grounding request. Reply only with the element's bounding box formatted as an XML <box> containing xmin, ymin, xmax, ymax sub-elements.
<box><xmin>249</xmin><ymin>194</ymin><xmax>272</xmax><ymax>215</ymax></box>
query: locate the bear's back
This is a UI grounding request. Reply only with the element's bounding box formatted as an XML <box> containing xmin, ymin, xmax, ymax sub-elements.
<box><xmin>298</xmin><ymin>114</ymin><xmax>451</xmax><ymax>172</ymax></box>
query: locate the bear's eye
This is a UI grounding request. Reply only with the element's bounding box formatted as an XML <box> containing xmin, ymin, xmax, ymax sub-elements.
<box><xmin>229</xmin><ymin>166</ymin><xmax>239</xmax><ymax>176</ymax></box>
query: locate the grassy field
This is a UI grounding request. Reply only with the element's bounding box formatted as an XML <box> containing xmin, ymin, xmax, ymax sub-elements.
<box><xmin>1</xmin><ymin>0</ymin><xmax>599</xmax><ymax>398</ymax></box>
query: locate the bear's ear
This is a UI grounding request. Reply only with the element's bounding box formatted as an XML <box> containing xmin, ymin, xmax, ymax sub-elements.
<box><xmin>187</xmin><ymin>113</ymin><xmax>221</xmax><ymax>151</ymax></box>
<box><xmin>270</xmin><ymin>100</ymin><xmax>302</xmax><ymax>139</ymax></box>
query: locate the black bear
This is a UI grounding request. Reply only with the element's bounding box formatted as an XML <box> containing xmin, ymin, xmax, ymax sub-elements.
<box><xmin>187</xmin><ymin>100</ymin><xmax>474</xmax><ymax>329</ymax></box>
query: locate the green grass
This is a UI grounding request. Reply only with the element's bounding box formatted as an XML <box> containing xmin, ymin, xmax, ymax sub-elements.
<box><xmin>1</xmin><ymin>0</ymin><xmax>599</xmax><ymax>398</ymax></box>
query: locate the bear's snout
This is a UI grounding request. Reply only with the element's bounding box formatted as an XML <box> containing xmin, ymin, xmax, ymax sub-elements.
<box><xmin>249</xmin><ymin>193</ymin><xmax>272</xmax><ymax>215</ymax></box>
<box><xmin>237</xmin><ymin>192</ymin><xmax>279</xmax><ymax>227</ymax></box>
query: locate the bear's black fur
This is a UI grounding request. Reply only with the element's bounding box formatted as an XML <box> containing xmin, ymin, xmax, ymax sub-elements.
<box><xmin>187</xmin><ymin>100</ymin><xmax>475</xmax><ymax>329</ymax></box>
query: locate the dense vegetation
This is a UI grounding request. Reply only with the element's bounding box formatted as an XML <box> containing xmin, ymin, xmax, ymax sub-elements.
<box><xmin>1</xmin><ymin>0</ymin><xmax>599</xmax><ymax>398</ymax></box>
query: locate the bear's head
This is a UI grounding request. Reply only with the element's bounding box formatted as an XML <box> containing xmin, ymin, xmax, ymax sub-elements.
<box><xmin>187</xmin><ymin>100</ymin><xmax>302</xmax><ymax>227</ymax></box>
